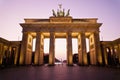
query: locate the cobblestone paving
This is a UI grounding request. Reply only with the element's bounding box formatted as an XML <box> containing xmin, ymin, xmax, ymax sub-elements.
<box><xmin>0</xmin><ymin>64</ymin><xmax>120</xmax><ymax>80</ymax></box>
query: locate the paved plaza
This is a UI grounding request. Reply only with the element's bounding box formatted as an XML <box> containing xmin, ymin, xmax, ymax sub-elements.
<box><xmin>0</xmin><ymin>64</ymin><xmax>120</xmax><ymax>80</ymax></box>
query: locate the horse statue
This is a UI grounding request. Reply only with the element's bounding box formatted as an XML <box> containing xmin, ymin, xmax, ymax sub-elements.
<box><xmin>52</xmin><ymin>9</ymin><xmax>57</xmax><ymax>17</ymax></box>
<box><xmin>52</xmin><ymin>4</ymin><xmax>70</xmax><ymax>17</ymax></box>
<box><xmin>66</xmin><ymin>9</ymin><xmax>70</xmax><ymax>17</ymax></box>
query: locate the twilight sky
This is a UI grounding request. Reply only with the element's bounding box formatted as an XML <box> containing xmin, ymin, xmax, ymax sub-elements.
<box><xmin>0</xmin><ymin>0</ymin><xmax>120</xmax><ymax>60</ymax></box>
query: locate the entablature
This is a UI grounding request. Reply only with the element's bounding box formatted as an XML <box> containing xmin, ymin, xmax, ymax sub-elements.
<box><xmin>23</xmin><ymin>17</ymin><xmax>99</xmax><ymax>24</ymax></box>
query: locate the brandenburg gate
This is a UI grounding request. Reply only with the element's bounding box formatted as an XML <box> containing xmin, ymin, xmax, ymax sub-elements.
<box><xmin>19</xmin><ymin>6</ymin><xmax>103</xmax><ymax>66</ymax></box>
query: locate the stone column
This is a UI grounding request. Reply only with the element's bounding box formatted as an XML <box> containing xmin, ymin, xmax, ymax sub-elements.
<box><xmin>103</xmin><ymin>47</ymin><xmax>108</xmax><ymax>65</ymax></box>
<box><xmin>26</xmin><ymin>34</ymin><xmax>33</xmax><ymax>65</ymax></box>
<box><xmin>66</xmin><ymin>32</ymin><xmax>73</xmax><ymax>66</ymax></box>
<box><xmin>34</xmin><ymin>32</ymin><xmax>44</xmax><ymax>65</ymax></box>
<box><xmin>89</xmin><ymin>34</ymin><xmax>96</xmax><ymax>65</ymax></box>
<box><xmin>0</xmin><ymin>43</ymin><xmax>3</xmax><ymax>65</ymax></box>
<box><xmin>14</xmin><ymin>47</ymin><xmax>19</xmax><ymax>65</ymax></box>
<box><xmin>114</xmin><ymin>46</ymin><xmax>119</xmax><ymax>64</ymax></box>
<box><xmin>110</xmin><ymin>47</ymin><xmax>114</xmax><ymax>55</ymax></box>
<box><xmin>78</xmin><ymin>32</ymin><xmax>88</xmax><ymax>65</ymax></box>
<box><xmin>49</xmin><ymin>32</ymin><xmax>55</xmax><ymax>66</ymax></box>
<box><xmin>118</xmin><ymin>44</ymin><xmax>120</xmax><ymax>64</ymax></box>
<box><xmin>78</xmin><ymin>34</ymin><xmax>82</xmax><ymax>65</ymax></box>
<box><xmin>93</xmin><ymin>32</ymin><xmax>103</xmax><ymax>65</ymax></box>
<box><xmin>38</xmin><ymin>33</ymin><xmax>44</xmax><ymax>65</ymax></box>
<box><xmin>19</xmin><ymin>32</ymin><xmax>29</xmax><ymax>65</ymax></box>
<box><xmin>0</xmin><ymin>43</ymin><xmax>3</xmax><ymax>64</ymax></box>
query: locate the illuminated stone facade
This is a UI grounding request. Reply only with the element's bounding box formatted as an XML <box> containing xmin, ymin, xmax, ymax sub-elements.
<box><xmin>0</xmin><ymin>37</ymin><xmax>21</xmax><ymax>65</ymax></box>
<box><xmin>101</xmin><ymin>38</ymin><xmax>120</xmax><ymax>66</ymax></box>
<box><xmin>19</xmin><ymin>16</ymin><xmax>102</xmax><ymax>66</ymax></box>
<box><xmin>0</xmin><ymin>17</ymin><xmax>120</xmax><ymax>66</ymax></box>
<box><xmin>0</xmin><ymin>6</ymin><xmax>118</xmax><ymax>66</ymax></box>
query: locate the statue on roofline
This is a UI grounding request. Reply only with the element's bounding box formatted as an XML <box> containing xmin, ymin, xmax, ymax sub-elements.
<box><xmin>52</xmin><ymin>9</ymin><xmax>57</xmax><ymax>17</ymax></box>
<box><xmin>66</xmin><ymin>9</ymin><xmax>70</xmax><ymax>17</ymax></box>
<box><xmin>52</xmin><ymin>4</ymin><xmax>70</xmax><ymax>17</ymax></box>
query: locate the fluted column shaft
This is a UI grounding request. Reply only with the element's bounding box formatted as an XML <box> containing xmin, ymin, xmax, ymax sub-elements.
<box><xmin>49</xmin><ymin>32</ymin><xmax>55</xmax><ymax>65</ymax></box>
<box><xmin>0</xmin><ymin>43</ymin><xmax>4</xmax><ymax>64</ymax></box>
<box><xmin>66</xmin><ymin>32</ymin><xmax>73</xmax><ymax>66</ymax></box>
<box><xmin>34</xmin><ymin>32</ymin><xmax>44</xmax><ymax>65</ymax></box>
<box><xmin>93</xmin><ymin>32</ymin><xmax>103</xmax><ymax>65</ymax></box>
<box><xmin>14</xmin><ymin>47</ymin><xmax>19</xmax><ymax>65</ymax></box>
<box><xmin>19</xmin><ymin>32</ymin><xmax>29</xmax><ymax>65</ymax></box>
<box><xmin>78</xmin><ymin>32</ymin><xmax>88</xmax><ymax>65</ymax></box>
<box><xmin>118</xmin><ymin>44</ymin><xmax>120</xmax><ymax>64</ymax></box>
<box><xmin>103</xmin><ymin>46</ymin><xmax>108</xmax><ymax>65</ymax></box>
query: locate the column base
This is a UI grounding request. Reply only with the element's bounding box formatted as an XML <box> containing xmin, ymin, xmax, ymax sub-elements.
<box><xmin>77</xmin><ymin>63</ymin><xmax>84</xmax><ymax>66</ymax></box>
<box><xmin>77</xmin><ymin>63</ymin><xmax>89</xmax><ymax>66</ymax></box>
<box><xmin>33</xmin><ymin>64</ymin><xmax>44</xmax><ymax>66</ymax></box>
<box><xmin>67</xmin><ymin>64</ymin><xmax>73</xmax><ymax>66</ymax></box>
<box><xmin>48</xmin><ymin>64</ymin><xmax>55</xmax><ymax>66</ymax></box>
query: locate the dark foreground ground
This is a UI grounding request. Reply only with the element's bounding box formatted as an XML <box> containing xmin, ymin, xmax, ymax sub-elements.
<box><xmin>0</xmin><ymin>64</ymin><xmax>120</xmax><ymax>80</ymax></box>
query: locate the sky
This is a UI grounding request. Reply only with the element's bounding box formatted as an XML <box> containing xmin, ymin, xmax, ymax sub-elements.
<box><xmin>0</xmin><ymin>0</ymin><xmax>120</xmax><ymax>60</ymax></box>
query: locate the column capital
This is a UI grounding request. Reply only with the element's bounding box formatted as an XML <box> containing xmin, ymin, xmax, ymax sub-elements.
<box><xmin>49</xmin><ymin>32</ymin><xmax>55</xmax><ymax>37</ymax></box>
<box><xmin>78</xmin><ymin>32</ymin><xmax>86</xmax><ymax>35</ymax></box>
<box><xmin>23</xmin><ymin>32</ymin><xmax>30</xmax><ymax>34</ymax></box>
<box><xmin>36</xmin><ymin>32</ymin><xmax>43</xmax><ymax>34</ymax></box>
<box><xmin>92</xmin><ymin>31</ymin><xmax>100</xmax><ymax>34</ymax></box>
<box><xmin>66</xmin><ymin>31</ymin><xmax>72</xmax><ymax>34</ymax></box>
<box><xmin>66</xmin><ymin>32</ymin><xmax>72</xmax><ymax>38</ymax></box>
<box><xmin>49</xmin><ymin>31</ymin><xmax>55</xmax><ymax>33</ymax></box>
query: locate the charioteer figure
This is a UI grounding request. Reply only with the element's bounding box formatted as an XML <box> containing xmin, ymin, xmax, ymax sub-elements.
<box><xmin>52</xmin><ymin>4</ymin><xmax>70</xmax><ymax>17</ymax></box>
